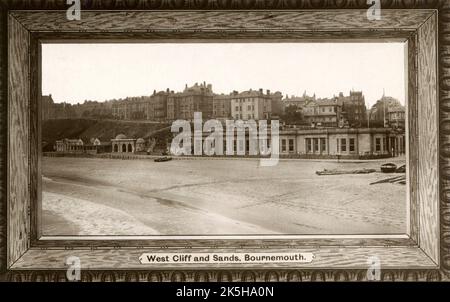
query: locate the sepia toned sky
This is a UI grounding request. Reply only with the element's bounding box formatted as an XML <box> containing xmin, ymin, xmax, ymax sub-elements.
<box><xmin>42</xmin><ymin>43</ymin><xmax>405</xmax><ymax>107</ymax></box>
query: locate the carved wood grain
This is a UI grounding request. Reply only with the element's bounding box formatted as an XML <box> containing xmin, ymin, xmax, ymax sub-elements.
<box><xmin>417</xmin><ymin>12</ymin><xmax>440</xmax><ymax>265</ymax></box>
<box><xmin>0</xmin><ymin>7</ymin><xmax>7</xmax><ymax>275</ymax></box>
<box><xmin>0</xmin><ymin>0</ymin><xmax>448</xmax><ymax>282</ymax></box>
<box><xmin>1</xmin><ymin>0</ymin><xmax>449</xmax><ymax>10</ymax></box>
<box><xmin>7</xmin><ymin>15</ymin><xmax>30</xmax><ymax>269</ymax></box>
<box><xmin>32</xmin><ymin>236</ymin><xmax>417</xmax><ymax>249</ymax></box>
<box><xmin>29</xmin><ymin>35</ymin><xmax>41</xmax><ymax>244</ymax></box>
<box><xmin>11</xmin><ymin>247</ymin><xmax>436</xmax><ymax>270</ymax></box>
<box><xmin>31</xmin><ymin>31</ymin><xmax>412</xmax><ymax>42</ymax></box>
<box><xmin>407</xmin><ymin>34</ymin><xmax>419</xmax><ymax>243</ymax></box>
<box><xmin>3</xmin><ymin>268</ymin><xmax>449</xmax><ymax>282</ymax></box>
<box><xmin>439</xmin><ymin>8</ymin><xmax>450</xmax><ymax>278</ymax></box>
<box><xmin>11</xmin><ymin>10</ymin><xmax>431</xmax><ymax>33</ymax></box>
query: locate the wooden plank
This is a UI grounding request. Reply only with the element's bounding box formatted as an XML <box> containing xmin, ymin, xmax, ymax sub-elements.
<box><xmin>29</xmin><ymin>35</ymin><xmax>41</xmax><ymax>243</ymax></box>
<box><xmin>12</xmin><ymin>10</ymin><xmax>433</xmax><ymax>33</ymax></box>
<box><xmin>32</xmin><ymin>236</ymin><xmax>416</xmax><ymax>249</ymax></box>
<box><xmin>7</xmin><ymin>15</ymin><xmax>30</xmax><ymax>268</ymax></box>
<box><xmin>438</xmin><ymin>7</ymin><xmax>450</xmax><ymax>276</ymax></box>
<box><xmin>417</xmin><ymin>13</ymin><xmax>439</xmax><ymax>264</ymax></box>
<box><xmin>0</xmin><ymin>8</ymin><xmax>7</xmax><ymax>274</ymax></box>
<box><xmin>407</xmin><ymin>35</ymin><xmax>419</xmax><ymax>243</ymax></box>
<box><xmin>31</xmin><ymin>30</ymin><xmax>412</xmax><ymax>42</ymax></box>
<box><xmin>11</xmin><ymin>246</ymin><xmax>437</xmax><ymax>270</ymax></box>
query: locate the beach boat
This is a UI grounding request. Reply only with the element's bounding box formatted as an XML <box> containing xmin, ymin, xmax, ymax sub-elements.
<box><xmin>154</xmin><ymin>156</ymin><xmax>173</xmax><ymax>163</ymax></box>
<box><xmin>381</xmin><ymin>163</ymin><xmax>397</xmax><ymax>173</ymax></box>
<box><xmin>395</xmin><ymin>164</ymin><xmax>406</xmax><ymax>173</ymax></box>
<box><xmin>316</xmin><ymin>168</ymin><xmax>376</xmax><ymax>176</ymax></box>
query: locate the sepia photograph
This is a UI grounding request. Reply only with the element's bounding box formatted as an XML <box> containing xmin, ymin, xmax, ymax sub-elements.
<box><xmin>41</xmin><ymin>42</ymin><xmax>407</xmax><ymax>236</ymax></box>
<box><xmin>1</xmin><ymin>4</ymin><xmax>448</xmax><ymax>284</ymax></box>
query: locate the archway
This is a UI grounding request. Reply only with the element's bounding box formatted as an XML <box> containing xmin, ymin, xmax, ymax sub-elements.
<box><xmin>122</xmin><ymin>144</ymin><xmax>127</xmax><ymax>153</ymax></box>
<box><xmin>114</xmin><ymin>144</ymin><xmax>118</xmax><ymax>153</ymax></box>
<box><xmin>128</xmin><ymin>144</ymin><xmax>133</xmax><ymax>153</ymax></box>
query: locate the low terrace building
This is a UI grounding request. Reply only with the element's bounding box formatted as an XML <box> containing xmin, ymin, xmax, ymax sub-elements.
<box><xmin>279</xmin><ymin>128</ymin><xmax>405</xmax><ymax>159</ymax></box>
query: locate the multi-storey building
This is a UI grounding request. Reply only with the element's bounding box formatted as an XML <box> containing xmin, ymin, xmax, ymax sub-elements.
<box><xmin>213</xmin><ymin>94</ymin><xmax>232</xmax><ymax>120</ymax></box>
<box><xmin>147</xmin><ymin>90</ymin><xmax>169</xmax><ymax>121</ymax></box>
<box><xmin>369</xmin><ymin>95</ymin><xmax>403</xmax><ymax>127</ymax></box>
<box><xmin>112</xmin><ymin>96</ymin><xmax>149</xmax><ymax>120</ymax></box>
<box><xmin>303</xmin><ymin>98</ymin><xmax>342</xmax><ymax>127</ymax></box>
<box><xmin>41</xmin><ymin>95</ymin><xmax>55</xmax><ymax>121</ymax></box>
<box><xmin>73</xmin><ymin>100</ymin><xmax>114</xmax><ymax>119</ymax></box>
<box><xmin>167</xmin><ymin>83</ymin><xmax>214</xmax><ymax>121</ymax></box>
<box><xmin>387</xmin><ymin>106</ymin><xmax>406</xmax><ymax>129</ymax></box>
<box><xmin>337</xmin><ymin>91</ymin><xmax>367</xmax><ymax>128</ymax></box>
<box><xmin>282</xmin><ymin>92</ymin><xmax>316</xmax><ymax>112</ymax></box>
<box><xmin>230</xmin><ymin>89</ymin><xmax>273</xmax><ymax>121</ymax></box>
<box><xmin>167</xmin><ymin>93</ymin><xmax>181</xmax><ymax>121</ymax></box>
<box><xmin>41</xmin><ymin>94</ymin><xmax>79</xmax><ymax>120</ymax></box>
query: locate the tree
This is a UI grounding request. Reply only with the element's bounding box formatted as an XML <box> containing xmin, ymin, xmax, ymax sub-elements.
<box><xmin>281</xmin><ymin>105</ymin><xmax>305</xmax><ymax>125</ymax></box>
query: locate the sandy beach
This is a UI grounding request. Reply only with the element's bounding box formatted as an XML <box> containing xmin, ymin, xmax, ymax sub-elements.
<box><xmin>42</xmin><ymin>156</ymin><xmax>407</xmax><ymax>236</ymax></box>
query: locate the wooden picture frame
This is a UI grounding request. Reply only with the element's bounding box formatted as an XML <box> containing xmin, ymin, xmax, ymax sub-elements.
<box><xmin>0</xmin><ymin>0</ymin><xmax>449</xmax><ymax>282</ymax></box>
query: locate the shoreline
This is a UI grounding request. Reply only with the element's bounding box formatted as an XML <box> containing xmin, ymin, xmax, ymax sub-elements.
<box><xmin>43</xmin><ymin>152</ymin><xmax>405</xmax><ymax>164</ymax></box>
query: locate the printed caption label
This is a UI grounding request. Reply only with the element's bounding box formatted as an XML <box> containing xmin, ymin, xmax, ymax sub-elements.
<box><xmin>139</xmin><ymin>252</ymin><xmax>315</xmax><ymax>264</ymax></box>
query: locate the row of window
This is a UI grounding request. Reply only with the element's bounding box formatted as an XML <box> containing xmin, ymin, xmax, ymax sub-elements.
<box><xmin>233</xmin><ymin>98</ymin><xmax>269</xmax><ymax>103</ymax></box>
<box><xmin>306</xmin><ymin>138</ymin><xmax>327</xmax><ymax>153</ymax></box>
<box><xmin>234</xmin><ymin>114</ymin><xmax>255</xmax><ymax>119</ymax></box>
<box><xmin>281</xmin><ymin>139</ymin><xmax>295</xmax><ymax>152</ymax></box>
<box><xmin>306</xmin><ymin>117</ymin><xmax>336</xmax><ymax>122</ymax></box>
<box><xmin>336</xmin><ymin>138</ymin><xmax>356</xmax><ymax>152</ymax></box>
<box><xmin>235</xmin><ymin>105</ymin><xmax>256</xmax><ymax>111</ymax></box>
<box><xmin>306</xmin><ymin>107</ymin><xmax>335</xmax><ymax>114</ymax></box>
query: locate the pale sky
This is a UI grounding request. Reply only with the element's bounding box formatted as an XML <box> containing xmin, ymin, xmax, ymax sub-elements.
<box><xmin>42</xmin><ymin>43</ymin><xmax>405</xmax><ymax>107</ymax></box>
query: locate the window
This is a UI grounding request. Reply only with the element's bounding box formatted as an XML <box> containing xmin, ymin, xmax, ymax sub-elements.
<box><xmin>235</xmin><ymin>106</ymin><xmax>239</xmax><ymax>111</ymax></box>
<box><xmin>336</xmin><ymin>138</ymin><xmax>340</xmax><ymax>152</ymax></box>
<box><xmin>341</xmin><ymin>138</ymin><xmax>347</xmax><ymax>152</ymax></box>
<box><xmin>282</xmin><ymin>139</ymin><xmax>287</xmax><ymax>152</ymax></box>
<box><xmin>248</xmin><ymin>105</ymin><xmax>252</xmax><ymax>110</ymax></box>
<box><xmin>349</xmin><ymin>138</ymin><xmax>355</xmax><ymax>152</ymax></box>
<box><xmin>376</xmin><ymin>138</ymin><xmax>381</xmax><ymax>152</ymax></box>
<box><xmin>320</xmin><ymin>138</ymin><xmax>326</xmax><ymax>153</ymax></box>
<box><xmin>289</xmin><ymin>139</ymin><xmax>294</xmax><ymax>152</ymax></box>
<box><xmin>314</xmin><ymin>138</ymin><xmax>319</xmax><ymax>152</ymax></box>
<box><xmin>306</xmin><ymin>138</ymin><xmax>312</xmax><ymax>153</ymax></box>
